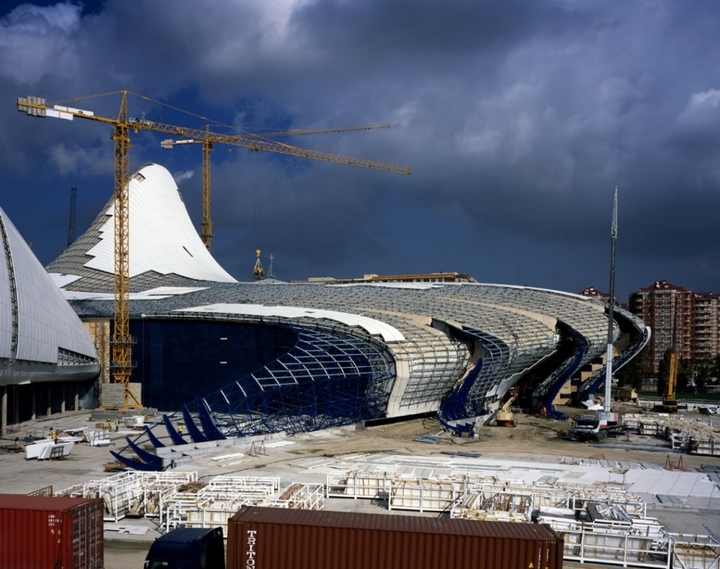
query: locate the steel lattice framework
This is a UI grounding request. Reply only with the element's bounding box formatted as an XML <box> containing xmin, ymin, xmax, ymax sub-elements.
<box><xmin>110</xmin><ymin>322</ymin><xmax>397</xmax><ymax>470</ymax></box>
<box><xmin>200</xmin><ymin>324</ymin><xmax>396</xmax><ymax>436</ymax></box>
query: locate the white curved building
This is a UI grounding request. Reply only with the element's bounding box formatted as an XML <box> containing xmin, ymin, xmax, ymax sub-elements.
<box><xmin>46</xmin><ymin>164</ymin><xmax>648</xmax><ymax>467</ymax></box>
<box><xmin>0</xmin><ymin>206</ymin><xmax>99</xmax><ymax>427</ymax></box>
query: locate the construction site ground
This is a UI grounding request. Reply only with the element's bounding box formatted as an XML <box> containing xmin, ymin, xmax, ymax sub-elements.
<box><xmin>1</xmin><ymin>402</ymin><xmax>719</xmax><ymax>569</ymax></box>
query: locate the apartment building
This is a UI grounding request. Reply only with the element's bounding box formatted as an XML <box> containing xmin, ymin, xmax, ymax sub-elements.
<box><xmin>694</xmin><ymin>292</ymin><xmax>720</xmax><ymax>362</ymax></box>
<box><xmin>629</xmin><ymin>280</ymin><xmax>695</xmax><ymax>373</ymax></box>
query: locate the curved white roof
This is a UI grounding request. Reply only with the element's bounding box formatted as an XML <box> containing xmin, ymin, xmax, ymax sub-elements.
<box><xmin>0</xmin><ymin>206</ymin><xmax>98</xmax><ymax>367</ymax></box>
<box><xmin>88</xmin><ymin>164</ymin><xmax>236</xmax><ymax>281</ymax></box>
<box><xmin>177</xmin><ymin>303</ymin><xmax>406</xmax><ymax>342</ymax></box>
<box><xmin>48</xmin><ymin>163</ymin><xmax>237</xmax><ymax>287</ymax></box>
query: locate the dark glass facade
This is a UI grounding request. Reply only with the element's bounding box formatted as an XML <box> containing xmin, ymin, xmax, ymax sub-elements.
<box><xmin>131</xmin><ymin>319</ymin><xmax>296</xmax><ymax>411</ymax></box>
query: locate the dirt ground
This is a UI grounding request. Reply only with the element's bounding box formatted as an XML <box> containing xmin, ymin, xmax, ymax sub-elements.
<box><xmin>280</xmin><ymin>404</ymin><xmax>717</xmax><ymax>471</ymax></box>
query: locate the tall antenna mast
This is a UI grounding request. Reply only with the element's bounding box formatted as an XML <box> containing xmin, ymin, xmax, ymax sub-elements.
<box><xmin>603</xmin><ymin>187</ymin><xmax>618</xmax><ymax>415</ymax></box>
<box><xmin>67</xmin><ymin>186</ymin><xmax>77</xmax><ymax>247</ymax></box>
<box><xmin>268</xmin><ymin>254</ymin><xmax>275</xmax><ymax>280</ymax></box>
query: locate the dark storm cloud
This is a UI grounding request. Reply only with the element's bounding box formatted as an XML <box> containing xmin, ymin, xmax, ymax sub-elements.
<box><xmin>1</xmin><ymin>0</ymin><xmax>720</xmax><ymax>300</ymax></box>
<box><xmin>292</xmin><ymin>0</ymin><xmax>559</xmax><ymax>61</ymax></box>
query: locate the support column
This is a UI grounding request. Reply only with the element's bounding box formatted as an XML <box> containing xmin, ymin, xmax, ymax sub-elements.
<box><xmin>1</xmin><ymin>386</ymin><xmax>6</xmax><ymax>436</ymax></box>
<box><xmin>47</xmin><ymin>384</ymin><xmax>51</xmax><ymax>417</ymax></box>
<box><xmin>31</xmin><ymin>385</ymin><xmax>36</xmax><ymax>420</ymax></box>
<box><xmin>61</xmin><ymin>386</ymin><xmax>66</xmax><ymax>414</ymax></box>
<box><xmin>74</xmin><ymin>384</ymin><xmax>79</xmax><ymax>411</ymax></box>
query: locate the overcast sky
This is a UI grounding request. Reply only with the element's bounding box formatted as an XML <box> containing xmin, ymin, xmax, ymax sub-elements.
<box><xmin>1</xmin><ymin>0</ymin><xmax>719</xmax><ymax>302</ymax></box>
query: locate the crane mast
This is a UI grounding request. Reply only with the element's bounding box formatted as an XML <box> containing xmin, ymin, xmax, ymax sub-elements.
<box><xmin>602</xmin><ymin>187</ymin><xmax>618</xmax><ymax>418</ymax></box>
<box><xmin>17</xmin><ymin>91</ymin><xmax>410</xmax><ymax>409</ymax></box>
<box><xmin>110</xmin><ymin>92</ymin><xmax>137</xmax><ymax>407</ymax></box>
<box><xmin>202</xmin><ymin>138</ymin><xmax>213</xmax><ymax>249</ymax></box>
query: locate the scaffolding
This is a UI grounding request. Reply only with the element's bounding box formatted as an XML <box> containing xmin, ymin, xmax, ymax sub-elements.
<box><xmin>324</xmin><ymin>468</ymin><xmax>720</xmax><ymax>568</ymax></box>
<box><xmin>56</xmin><ymin>471</ymin><xmax>198</xmax><ymax>522</ymax></box>
<box><xmin>161</xmin><ymin>476</ymin><xmax>324</xmax><ymax>534</ymax></box>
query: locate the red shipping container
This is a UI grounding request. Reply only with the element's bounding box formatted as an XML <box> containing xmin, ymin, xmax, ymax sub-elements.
<box><xmin>0</xmin><ymin>494</ymin><xmax>104</xmax><ymax>569</ymax></box>
<box><xmin>228</xmin><ymin>506</ymin><xmax>563</xmax><ymax>569</ymax></box>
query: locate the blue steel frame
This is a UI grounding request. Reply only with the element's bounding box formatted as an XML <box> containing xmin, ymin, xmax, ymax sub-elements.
<box><xmin>437</xmin><ymin>327</ymin><xmax>510</xmax><ymax>435</ymax></box>
<box><xmin>530</xmin><ymin>322</ymin><xmax>588</xmax><ymax>420</ymax></box>
<box><xmin>113</xmin><ymin>322</ymin><xmax>396</xmax><ymax>470</ymax></box>
<box><xmin>575</xmin><ymin>309</ymin><xmax>650</xmax><ymax>403</ymax></box>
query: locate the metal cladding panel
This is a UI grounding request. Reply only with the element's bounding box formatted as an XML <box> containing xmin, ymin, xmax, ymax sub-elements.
<box><xmin>82</xmin><ymin>163</ymin><xmax>237</xmax><ymax>282</ymax></box>
<box><xmin>228</xmin><ymin>506</ymin><xmax>563</xmax><ymax>569</ymax></box>
<box><xmin>0</xmin><ymin>207</ymin><xmax>98</xmax><ymax>363</ymax></box>
<box><xmin>0</xmin><ymin>210</ymin><xmax>11</xmax><ymax>359</ymax></box>
<box><xmin>0</xmin><ymin>494</ymin><xmax>104</xmax><ymax>569</ymax></box>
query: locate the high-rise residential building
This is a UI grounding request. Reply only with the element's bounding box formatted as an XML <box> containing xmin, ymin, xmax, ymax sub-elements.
<box><xmin>629</xmin><ymin>280</ymin><xmax>694</xmax><ymax>372</ymax></box>
<box><xmin>693</xmin><ymin>292</ymin><xmax>720</xmax><ymax>362</ymax></box>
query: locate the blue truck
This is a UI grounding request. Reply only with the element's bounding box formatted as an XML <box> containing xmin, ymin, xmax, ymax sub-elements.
<box><xmin>144</xmin><ymin>527</ymin><xmax>225</xmax><ymax>569</ymax></box>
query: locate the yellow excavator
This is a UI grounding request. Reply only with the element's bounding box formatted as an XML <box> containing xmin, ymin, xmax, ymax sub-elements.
<box><xmin>659</xmin><ymin>307</ymin><xmax>680</xmax><ymax>412</ymax></box>
<box><xmin>659</xmin><ymin>350</ymin><xmax>679</xmax><ymax>413</ymax></box>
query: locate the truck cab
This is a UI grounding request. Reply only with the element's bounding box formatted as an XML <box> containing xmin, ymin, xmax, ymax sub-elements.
<box><xmin>144</xmin><ymin>527</ymin><xmax>225</xmax><ymax>569</ymax></box>
<box><xmin>569</xmin><ymin>413</ymin><xmax>625</xmax><ymax>442</ymax></box>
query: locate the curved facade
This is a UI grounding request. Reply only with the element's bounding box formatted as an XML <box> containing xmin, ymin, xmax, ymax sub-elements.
<box><xmin>47</xmin><ymin>162</ymin><xmax>236</xmax><ymax>292</ymax></box>
<box><xmin>46</xmin><ymin>164</ymin><xmax>649</xmax><ymax>467</ymax></box>
<box><xmin>0</xmin><ymin>206</ymin><xmax>99</xmax><ymax>385</ymax></box>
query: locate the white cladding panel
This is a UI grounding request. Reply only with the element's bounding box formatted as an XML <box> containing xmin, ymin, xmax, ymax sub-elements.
<box><xmin>177</xmin><ymin>303</ymin><xmax>406</xmax><ymax>342</ymax></box>
<box><xmin>0</xmin><ymin>210</ymin><xmax>11</xmax><ymax>359</ymax></box>
<box><xmin>84</xmin><ymin>164</ymin><xmax>237</xmax><ymax>282</ymax></box>
<box><xmin>2</xmin><ymin>207</ymin><xmax>97</xmax><ymax>363</ymax></box>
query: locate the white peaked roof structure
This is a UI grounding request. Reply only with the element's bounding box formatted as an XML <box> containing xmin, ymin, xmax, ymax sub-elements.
<box><xmin>0</xmin><ymin>206</ymin><xmax>99</xmax><ymax>385</ymax></box>
<box><xmin>47</xmin><ymin>163</ymin><xmax>237</xmax><ymax>291</ymax></box>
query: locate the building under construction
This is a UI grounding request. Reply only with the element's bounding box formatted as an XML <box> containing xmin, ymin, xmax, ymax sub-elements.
<box><xmin>0</xmin><ymin>164</ymin><xmax>638</xmax><ymax>457</ymax></box>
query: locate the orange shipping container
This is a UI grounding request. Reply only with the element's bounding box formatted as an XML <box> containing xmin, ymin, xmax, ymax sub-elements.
<box><xmin>228</xmin><ymin>506</ymin><xmax>563</xmax><ymax>569</ymax></box>
<box><xmin>0</xmin><ymin>494</ymin><xmax>104</xmax><ymax>569</ymax></box>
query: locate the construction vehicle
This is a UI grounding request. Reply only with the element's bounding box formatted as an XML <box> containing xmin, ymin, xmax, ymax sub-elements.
<box><xmin>655</xmin><ymin>300</ymin><xmax>680</xmax><ymax>413</ymax></box>
<box><xmin>614</xmin><ymin>386</ymin><xmax>638</xmax><ymax>402</ymax></box>
<box><xmin>495</xmin><ymin>389</ymin><xmax>518</xmax><ymax>426</ymax></box>
<box><xmin>568</xmin><ymin>188</ymin><xmax>627</xmax><ymax>443</ymax></box>
<box><xmin>568</xmin><ymin>412</ymin><xmax>626</xmax><ymax>442</ymax></box>
<box><xmin>655</xmin><ymin>349</ymin><xmax>679</xmax><ymax>413</ymax></box>
<box><xmin>17</xmin><ymin>91</ymin><xmax>409</xmax><ymax>409</ymax></box>
<box><xmin>144</xmin><ymin>526</ymin><xmax>225</xmax><ymax>569</ymax></box>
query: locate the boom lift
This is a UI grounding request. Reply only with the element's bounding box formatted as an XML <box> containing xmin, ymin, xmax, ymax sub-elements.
<box><xmin>17</xmin><ymin>91</ymin><xmax>410</xmax><ymax>409</ymax></box>
<box><xmin>495</xmin><ymin>389</ymin><xmax>518</xmax><ymax>426</ymax></box>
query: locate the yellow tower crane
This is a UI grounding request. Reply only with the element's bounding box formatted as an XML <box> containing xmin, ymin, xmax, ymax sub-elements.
<box><xmin>161</xmin><ymin>123</ymin><xmax>394</xmax><ymax>251</ymax></box>
<box><xmin>17</xmin><ymin>90</ymin><xmax>410</xmax><ymax>409</ymax></box>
